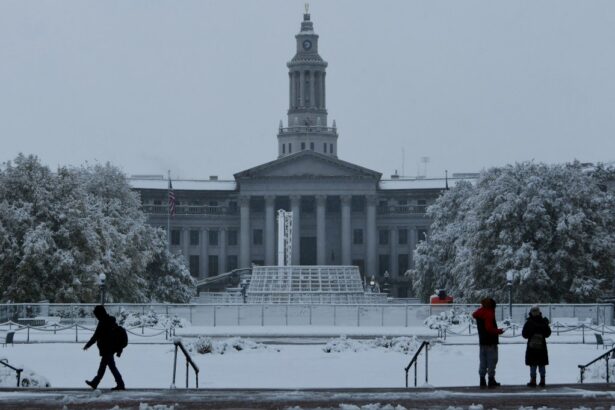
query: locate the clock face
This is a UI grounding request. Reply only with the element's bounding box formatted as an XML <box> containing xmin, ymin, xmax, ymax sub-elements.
<box><xmin>302</xmin><ymin>39</ymin><xmax>312</xmax><ymax>50</ymax></box>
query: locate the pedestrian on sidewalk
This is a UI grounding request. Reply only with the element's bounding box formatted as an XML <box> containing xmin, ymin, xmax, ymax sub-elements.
<box><xmin>522</xmin><ymin>305</ymin><xmax>551</xmax><ymax>387</ymax></box>
<box><xmin>472</xmin><ymin>297</ymin><xmax>504</xmax><ymax>388</ymax></box>
<box><xmin>83</xmin><ymin>305</ymin><xmax>125</xmax><ymax>390</ymax></box>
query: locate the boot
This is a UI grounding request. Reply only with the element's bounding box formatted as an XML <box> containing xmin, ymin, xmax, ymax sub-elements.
<box><xmin>488</xmin><ymin>377</ymin><xmax>501</xmax><ymax>388</ymax></box>
<box><xmin>539</xmin><ymin>376</ymin><xmax>545</xmax><ymax>387</ymax></box>
<box><xmin>480</xmin><ymin>377</ymin><xmax>487</xmax><ymax>389</ymax></box>
<box><xmin>85</xmin><ymin>380</ymin><xmax>98</xmax><ymax>390</ymax></box>
<box><xmin>527</xmin><ymin>377</ymin><xmax>537</xmax><ymax>387</ymax></box>
<box><xmin>111</xmin><ymin>384</ymin><xmax>125</xmax><ymax>391</ymax></box>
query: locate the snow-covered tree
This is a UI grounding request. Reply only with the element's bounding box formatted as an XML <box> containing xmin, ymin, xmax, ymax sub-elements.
<box><xmin>411</xmin><ymin>162</ymin><xmax>615</xmax><ymax>303</ymax></box>
<box><xmin>0</xmin><ymin>154</ymin><xmax>195</xmax><ymax>303</ymax></box>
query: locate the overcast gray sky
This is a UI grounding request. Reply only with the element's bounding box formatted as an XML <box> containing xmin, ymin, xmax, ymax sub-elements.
<box><xmin>1</xmin><ymin>1</ymin><xmax>614</xmax><ymax>180</ymax></box>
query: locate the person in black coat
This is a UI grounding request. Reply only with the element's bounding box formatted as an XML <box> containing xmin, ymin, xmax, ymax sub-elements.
<box><xmin>83</xmin><ymin>305</ymin><xmax>125</xmax><ymax>390</ymax></box>
<box><xmin>522</xmin><ymin>305</ymin><xmax>551</xmax><ymax>387</ymax></box>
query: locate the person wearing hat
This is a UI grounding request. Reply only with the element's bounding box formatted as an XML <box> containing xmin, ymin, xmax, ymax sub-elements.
<box><xmin>83</xmin><ymin>305</ymin><xmax>125</xmax><ymax>390</ymax></box>
<box><xmin>472</xmin><ymin>297</ymin><xmax>505</xmax><ymax>388</ymax></box>
<box><xmin>522</xmin><ymin>305</ymin><xmax>551</xmax><ymax>387</ymax></box>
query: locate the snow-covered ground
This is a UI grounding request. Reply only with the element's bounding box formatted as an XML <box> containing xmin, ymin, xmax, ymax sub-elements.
<box><xmin>0</xmin><ymin>335</ymin><xmax>609</xmax><ymax>389</ymax></box>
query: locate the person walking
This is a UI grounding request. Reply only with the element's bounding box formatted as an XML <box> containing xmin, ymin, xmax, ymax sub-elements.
<box><xmin>83</xmin><ymin>305</ymin><xmax>125</xmax><ymax>390</ymax></box>
<box><xmin>522</xmin><ymin>305</ymin><xmax>551</xmax><ymax>387</ymax></box>
<box><xmin>472</xmin><ymin>297</ymin><xmax>504</xmax><ymax>388</ymax></box>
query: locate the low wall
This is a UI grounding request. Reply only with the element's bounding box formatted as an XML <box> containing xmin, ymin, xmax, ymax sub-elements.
<box><xmin>0</xmin><ymin>303</ymin><xmax>612</xmax><ymax>327</ymax></box>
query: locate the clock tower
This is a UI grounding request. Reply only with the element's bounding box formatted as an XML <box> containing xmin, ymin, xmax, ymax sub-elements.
<box><xmin>277</xmin><ymin>9</ymin><xmax>338</xmax><ymax>158</ymax></box>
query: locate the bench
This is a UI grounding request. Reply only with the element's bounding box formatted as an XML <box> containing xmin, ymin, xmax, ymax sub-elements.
<box><xmin>2</xmin><ymin>331</ymin><xmax>15</xmax><ymax>347</ymax></box>
<box><xmin>594</xmin><ymin>333</ymin><xmax>615</xmax><ymax>349</ymax></box>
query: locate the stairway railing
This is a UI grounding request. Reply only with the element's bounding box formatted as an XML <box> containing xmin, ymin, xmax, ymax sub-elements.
<box><xmin>172</xmin><ymin>339</ymin><xmax>199</xmax><ymax>388</ymax></box>
<box><xmin>0</xmin><ymin>359</ymin><xmax>23</xmax><ymax>387</ymax></box>
<box><xmin>404</xmin><ymin>340</ymin><xmax>430</xmax><ymax>387</ymax></box>
<box><xmin>578</xmin><ymin>346</ymin><xmax>615</xmax><ymax>383</ymax></box>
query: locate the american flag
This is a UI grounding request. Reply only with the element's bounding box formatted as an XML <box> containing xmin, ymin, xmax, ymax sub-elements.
<box><xmin>168</xmin><ymin>179</ymin><xmax>176</xmax><ymax>217</ymax></box>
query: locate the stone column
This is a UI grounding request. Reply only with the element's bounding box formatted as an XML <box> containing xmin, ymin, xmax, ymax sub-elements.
<box><xmin>390</xmin><ymin>228</ymin><xmax>398</xmax><ymax>277</ymax></box>
<box><xmin>200</xmin><ymin>228</ymin><xmax>209</xmax><ymax>278</ymax></box>
<box><xmin>182</xmin><ymin>228</ymin><xmax>189</xmax><ymax>261</ymax></box>
<box><xmin>290</xmin><ymin>195</ymin><xmax>301</xmax><ymax>265</ymax></box>
<box><xmin>299</xmin><ymin>71</ymin><xmax>305</xmax><ymax>107</ymax></box>
<box><xmin>239</xmin><ymin>196</ymin><xmax>251</xmax><ymax>268</ymax></box>
<box><xmin>219</xmin><ymin>228</ymin><xmax>227</xmax><ymax>273</ymax></box>
<box><xmin>309</xmin><ymin>71</ymin><xmax>315</xmax><ymax>108</ymax></box>
<box><xmin>366</xmin><ymin>195</ymin><xmax>377</xmax><ymax>277</ymax></box>
<box><xmin>340</xmin><ymin>195</ymin><xmax>352</xmax><ymax>265</ymax></box>
<box><xmin>289</xmin><ymin>72</ymin><xmax>293</xmax><ymax>109</ymax></box>
<box><xmin>316</xmin><ymin>195</ymin><xmax>326</xmax><ymax>265</ymax></box>
<box><xmin>322</xmin><ymin>72</ymin><xmax>326</xmax><ymax>108</ymax></box>
<box><xmin>264</xmin><ymin>195</ymin><xmax>276</xmax><ymax>266</ymax></box>
<box><xmin>409</xmin><ymin>227</ymin><xmax>417</xmax><ymax>268</ymax></box>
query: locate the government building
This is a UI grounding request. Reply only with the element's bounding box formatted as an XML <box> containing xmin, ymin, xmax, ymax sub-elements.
<box><xmin>130</xmin><ymin>11</ymin><xmax>471</xmax><ymax>297</ymax></box>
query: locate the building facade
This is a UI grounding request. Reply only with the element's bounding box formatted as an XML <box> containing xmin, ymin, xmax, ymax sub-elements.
<box><xmin>131</xmin><ymin>12</ymin><xmax>466</xmax><ymax>297</ymax></box>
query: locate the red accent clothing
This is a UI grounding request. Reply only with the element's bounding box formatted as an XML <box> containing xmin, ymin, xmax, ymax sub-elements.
<box><xmin>473</xmin><ymin>306</ymin><xmax>503</xmax><ymax>345</ymax></box>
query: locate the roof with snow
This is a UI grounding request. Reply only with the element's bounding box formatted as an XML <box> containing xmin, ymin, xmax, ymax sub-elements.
<box><xmin>378</xmin><ymin>177</ymin><xmax>477</xmax><ymax>191</ymax></box>
<box><xmin>128</xmin><ymin>178</ymin><xmax>236</xmax><ymax>191</ymax></box>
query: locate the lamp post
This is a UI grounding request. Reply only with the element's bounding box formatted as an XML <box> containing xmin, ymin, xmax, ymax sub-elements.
<box><xmin>506</xmin><ymin>271</ymin><xmax>513</xmax><ymax>320</ymax></box>
<box><xmin>383</xmin><ymin>271</ymin><xmax>390</xmax><ymax>295</ymax></box>
<box><xmin>99</xmin><ymin>273</ymin><xmax>106</xmax><ymax>305</ymax></box>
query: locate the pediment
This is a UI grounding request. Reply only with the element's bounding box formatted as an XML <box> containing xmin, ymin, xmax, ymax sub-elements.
<box><xmin>234</xmin><ymin>151</ymin><xmax>381</xmax><ymax>180</ymax></box>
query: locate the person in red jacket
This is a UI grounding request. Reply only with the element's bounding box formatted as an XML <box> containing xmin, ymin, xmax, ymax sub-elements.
<box><xmin>472</xmin><ymin>297</ymin><xmax>504</xmax><ymax>388</ymax></box>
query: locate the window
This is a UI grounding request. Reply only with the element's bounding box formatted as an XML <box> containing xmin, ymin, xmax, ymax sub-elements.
<box><xmin>288</xmin><ymin>143</ymin><xmax>292</xmax><ymax>153</ymax></box>
<box><xmin>379</xmin><ymin>254</ymin><xmax>390</xmax><ymax>275</ymax></box>
<box><xmin>353</xmin><ymin>229</ymin><xmax>363</xmax><ymax>245</ymax></box>
<box><xmin>282</xmin><ymin>144</ymin><xmax>286</xmax><ymax>154</ymax></box>
<box><xmin>227</xmin><ymin>229</ymin><xmax>238</xmax><ymax>246</ymax></box>
<box><xmin>171</xmin><ymin>229</ymin><xmax>180</xmax><ymax>246</ymax></box>
<box><xmin>253</xmin><ymin>229</ymin><xmax>263</xmax><ymax>245</ymax></box>
<box><xmin>379</xmin><ymin>229</ymin><xmax>389</xmax><ymax>245</ymax></box>
<box><xmin>310</xmin><ymin>142</ymin><xmax>314</xmax><ymax>150</ymax></box>
<box><xmin>189</xmin><ymin>230</ymin><xmax>199</xmax><ymax>246</ymax></box>
<box><xmin>351</xmin><ymin>196</ymin><xmax>364</xmax><ymax>212</ymax></box>
<box><xmin>208</xmin><ymin>255</ymin><xmax>219</xmax><ymax>276</ymax></box>
<box><xmin>417</xmin><ymin>228</ymin><xmax>428</xmax><ymax>242</ymax></box>
<box><xmin>398</xmin><ymin>254</ymin><xmax>409</xmax><ymax>276</ymax></box>
<box><xmin>208</xmin><ymin>230</ymin><xmax>219</xmax><ymax>246</ymax></box>
<box><xmin>330</xmin><ymin>143</ymin><xmax>333</xmax><ymax>154</ymax></box>
<box><xmin>189</xmin><ymin>255</ymin><xmax>200</xmax><ymax>277</ymax></box>
<box><xmin>324</xmin><ymin>143</ymin><xmax>327</xmax><ymax>153</ymax></box>
<box><xmin>398</xmin><ymin>228</ymin><xmax>408</xmax><ymax>245</ymax></box>
<box><xmin>227</xmin><ymin>255</ymin><xmax>238</xmax><ymax>271</ymax></box>
<box><xmin>154</xmin><ymin>200</ymin><xmax>161</xmax><ymax>205</ymax></box>
<box><xmin>301</xmin><ymin>142</ymin><xmax>306</xmax><ymax>150</ymax></box>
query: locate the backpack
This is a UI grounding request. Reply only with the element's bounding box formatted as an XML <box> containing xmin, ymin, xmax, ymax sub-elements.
<box><xmin>113</xmin><ymin>323</ymin><xmax>128</xmax><ymax>355</ymax></box>
<box><xmin>528</xmin><ymin>333</ymin><xmax>545</xmax><ymax>349</ymax></box>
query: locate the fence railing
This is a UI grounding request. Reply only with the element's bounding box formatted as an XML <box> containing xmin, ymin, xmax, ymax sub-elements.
<box><xmin>578</xmin><ymin>347</ymin><xmax>615</xmax><ymax>383</ymax></box>
<box><xmin>404</xmin><ymin>341</ymin><xmax>429</xmax><ymax>387</ymax></box>
<box><xmin>172</xmin><ymin>339</ymin><xmax>199</xmax><ymax>389</ymax></box>
<box><xmin>0</xmin><ymin>303</ymin><xmax>612</xmax><ymax>328</ymax></box>
<box><xmin>0</xmin><ymin>359</ymin><xmax>23</xmax><ymax>387</ymax></box>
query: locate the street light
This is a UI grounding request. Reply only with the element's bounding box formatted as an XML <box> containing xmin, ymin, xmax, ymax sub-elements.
<box><xmin>98</xmin><ymin>273</ymin><xmax>106</xmax><ymax>305</ymax></box>
<box><xmin>506</xmin><ymin>271</ymin><xmax>513</xmax><ymax>320</ymax></box>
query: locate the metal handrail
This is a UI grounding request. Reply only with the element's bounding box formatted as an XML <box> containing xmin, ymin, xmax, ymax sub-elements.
<box><xmin>404</xmin><ymin>341</ymin><xmax>430</xmax><ymax>387</ymax></box>
<box><xmin>0</xmin><ymin>359</ymin><xmax>23</xmax><ymax>387</ymax></box>
<box><xmin>578</xmin><ymin>346</ymin><xmax>615</xmax><ymax>383</ymax></box>
<box><xmin>172</xmin><ymin>339</ymin><xmax>199</xmax><ymax>388</ymax></box>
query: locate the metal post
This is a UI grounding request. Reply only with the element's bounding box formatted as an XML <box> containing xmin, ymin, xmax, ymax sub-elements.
<box><xmin>357</xmin><ymin>306</ymin><xmax>361</xmax><ymax>326</ymax></box>
<box><xmin>414</xmin><ymin>361</ymin><xmax>417</xmax><ymax>387</ymax></box>
<box><xmin>172</xmin><ymin>344</ymin><xmax>178</xmax><ymax>387</ymax></box>
<box><xmin>333</xmin><ymin>305</ymin><xmax>337</xmax><ymax>326</ymax></box>
<box><xmin>508</xmin><ymin>282</ymin><xmax>512</xmax><ymax>320</ymax></box>
<box><xmin>425</xmin><ymin>343</ymin><xmax>429</xmax><ymax>384</ymax></box>
<box><xmin>75</xmin><ymin>324</ymin><xmax>78</xmax><ymax>342</ymax></box>
<box><xmin>606</xmin><ymin>357</ymin><xmax>610</xmax><ymax>384</ymax></box>
<box><xmin>582</xmin><ymin>324</ymin><xmax>585</xmax><ymax>344</ymax></box>
<box><xmin>185</xmin><ymin>359</ymin><xmax>189</xmax><ymax>388</ymax></box>
<box><xmin>27</xmin><ymin>326</ymin><xmax>30</xmax><ymax>343</ymax></box>
<box><xmin>213</xmin><ymin>306</ymin><xmax>217</xmax><ymax>327</ymax></box>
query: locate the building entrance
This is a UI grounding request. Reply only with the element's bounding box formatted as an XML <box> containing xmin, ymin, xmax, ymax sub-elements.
<box><xmin>300</xmin><ymin>237</ymin><xmax>317</xmax><ymax>265</ymax></box>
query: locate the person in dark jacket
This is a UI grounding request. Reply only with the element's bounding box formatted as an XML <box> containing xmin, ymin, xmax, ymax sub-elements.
<box><xmin>83</xmin><ymin>305</ymin><xmax>125</xmax><ymax>390</ymax></box>
<box><xmin>472</xmin><ymin>297</ymin><xmax>504</xmax><ymax>388</ymax></box>
<box><xmin>522</xmin><ymin>305</ymin><xmax>551</xmax><ymax>387</ymax></box>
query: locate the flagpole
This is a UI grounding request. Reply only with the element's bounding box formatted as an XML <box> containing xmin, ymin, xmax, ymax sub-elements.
<box><xmin>167</xmin><ymin>170</ymin><xmax>171</xmax><ymax>252</ymax></box>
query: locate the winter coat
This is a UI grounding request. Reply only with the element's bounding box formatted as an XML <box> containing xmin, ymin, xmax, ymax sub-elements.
<box><xmin>84</xmin><ymin>308</ymin><xmax>118</xmax><ymax>356</ymax></box>
<box><xmin>472</xmin><ymin>306</ymin><xmax>503</xmax><ymax>345</ymax></box>
<box><xmin>522</xmin><ymin>315</ymin><xmax>551</xmax><ymax>366</ymax></box>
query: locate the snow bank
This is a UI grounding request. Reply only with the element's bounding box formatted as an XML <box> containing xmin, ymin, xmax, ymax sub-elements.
<box><xmin>323</xmin><ymin>336</ymin><xmax>422</xmax><ymax>354</ymax></box>
<box><xmin>117</xmin><ymin>308</ymin><xmax>189</xmax><ymax>329</ymax></box>
<box><xmin>188</xmin><ymin>336</ymin><xmax>279</xmax><ymax>355</ymax></box>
